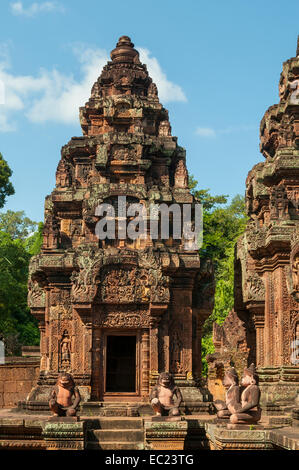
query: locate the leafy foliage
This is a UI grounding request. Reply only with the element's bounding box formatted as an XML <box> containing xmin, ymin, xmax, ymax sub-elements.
<box><xmin>189</xmin><ymin>176</ymin><xmax>247</xmax><ymax>375</ymax></box>
<box><xmin>0</xmin><ymin>153</ymin><xmax>42</xmax><ymax>354</ymax></box>
<box><xmin>0</xmin><ymin>214</ymin><xmax>43</xmax><ymax>355</ymax></box>
<box><xmin>0</xmin><ymin>153</ymin><xmax>14</xmax><ymax>209</ymax></box>
<box><xmin>24</xmin><ymin>222</ymin><xmax>44</xmax><ymax>255</ymax></box>
<box><xmin>0</xmin><ymin>210</ymin><xmax>37</xmax><ymax>240</ymax></box>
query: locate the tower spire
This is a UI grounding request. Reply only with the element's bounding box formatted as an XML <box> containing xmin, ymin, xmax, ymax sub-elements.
<box><xmin>110</xmin><ymin>35</ymin><xmax>140</xmax><ymax>64</ymax></box>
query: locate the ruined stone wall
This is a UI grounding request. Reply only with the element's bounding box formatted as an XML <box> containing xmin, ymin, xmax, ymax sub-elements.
<box><xmin>207</xmin><ymin>310</ymin><xmax>253</xmax><ymax>401</ymax></box>
<box><xmin>0</xmin><ymin>359</ymin><xmax>39</xmax><ymax>408</ymax></box>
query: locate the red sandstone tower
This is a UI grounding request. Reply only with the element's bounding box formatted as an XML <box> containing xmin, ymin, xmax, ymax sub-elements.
<box><xmin>26</xmin><ymin>36</ymin><xmax>214</xmax><ymax>414</ymax></box>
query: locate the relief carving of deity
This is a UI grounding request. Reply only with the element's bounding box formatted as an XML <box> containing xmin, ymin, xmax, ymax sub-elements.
<box><xmin>292</xmin><ymin>254</ymin><xmax>299</xmax><ymax>292</ymax></box>
<box><xmin>174</xmin><ymin>159</ymin><xmax>188</xmax><ymax>189</ymax></box>
<box><xmin>59</xmin><ymin>330</ymin><xmax>71</xmax><ymax>371</ymax></box>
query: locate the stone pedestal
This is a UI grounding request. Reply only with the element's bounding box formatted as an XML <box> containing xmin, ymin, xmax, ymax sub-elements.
<box><xmin>42</xmin><ymin>421</ymin><xmax>86</xmax><ymax>450</ymax></box>
<box><xmin>144</xmin><ymin>418</ymin><xmax>188</xmax><ymax>450</ymax></box>
<box><xmin>205</xmin><ymin>423</ymin><xmax>271</xmax><ymax>450</ymax></box>
<box><xmin>258</xmin><ymin>367</ymin><xmax>299</xmax><ymax>405</ymax></box>
<box><xmin>48</xmin><ymin>416</ymin><xmax>79</xmax><ymax>422</ymax></box>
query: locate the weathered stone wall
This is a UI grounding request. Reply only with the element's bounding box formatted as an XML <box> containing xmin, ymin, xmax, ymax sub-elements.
<box><xmin>0</xmin><ymin>358</ymin><xmax>39</xmax><ymax>408</ymax></box>
<box><xmin>207</xmin><ymin>310</ymin><xmax>253</xmax><ymax>401</ymax></box>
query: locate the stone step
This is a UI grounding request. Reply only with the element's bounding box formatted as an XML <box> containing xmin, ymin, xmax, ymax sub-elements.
<box><xmin>81</xmin><ymin>402</ymin><xmax>140</xmax><ymax>417</ymax></box>
<box><xmin>268</xmin><ymin>416</ymin><xmax>293</xmax><ymax>426</ymax></box>
<box><xmin>87</xmin><ymin>441</ymin><xmax>144</xmax><ymax>450</ymax></box>
<box><xmin>90</xmin><ymin>429</ymin><xmax>144</xmax><ymax>442</ymax></box>
<box><xmin>87</xmin><ymin>418</ymin><xmax>143</xmax><ymax>429</ymax></box>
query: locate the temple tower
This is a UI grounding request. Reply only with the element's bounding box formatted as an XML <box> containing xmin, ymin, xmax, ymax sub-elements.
<box><xmin>235</xmin><ymin>37</ymin><xmax>299</xmax><ymax>404</ymax></box>
<box><xmin>27</xmin><ymin>36</ymin><xmax>214</xmax><ymax>413</ymax></box>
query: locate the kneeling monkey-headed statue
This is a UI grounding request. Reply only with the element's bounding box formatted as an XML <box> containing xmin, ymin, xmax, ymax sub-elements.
<box><xmin>49</xmin><ymin>372</ymin><xmax>81</xmax><ymax>417</ymax></box>
<box><xmin>214</xmin><ymin>367</ymin><xmax>240</xmax><ymax>419</ymax></box>
<box><xmin>229</xmin><ymin>363</ymin><xmax>261</xmax><ymax>425</ymax></box>
<box><xmin>150</xmin><ymin>372</ymin><xmax>182</xmax><ymax>416</ymax></box>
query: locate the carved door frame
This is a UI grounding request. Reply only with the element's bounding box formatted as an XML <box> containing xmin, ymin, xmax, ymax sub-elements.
<box><xmin>102</xmin><ymin>329</ymin><xmax>141</xmax><ymax>398</ymax></box>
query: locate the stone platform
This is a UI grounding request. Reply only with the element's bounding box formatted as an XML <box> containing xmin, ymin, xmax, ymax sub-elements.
<box><xmin>0</xmin><ymin>408</ymin><xmax>215</xmax><ymax>450</ymax></box>
<box><xmin>0</xmin><ymin>407</ymin><xmax>298</xmax><ymax>450</ymax></box>
<box><xmin>205</xmin><ymin>421</ymin><xmax>299</xmax><ymax>450</ymax></box>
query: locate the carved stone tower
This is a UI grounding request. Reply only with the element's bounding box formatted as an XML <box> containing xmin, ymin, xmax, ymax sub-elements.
<box><xmin>27</xmin><ymin>36</ymin><xmax>214</xmax><ymax>414</ymax></box>
<box><xmin>235</xmin><ymin>37</ymin><xmax>299</xmax><ymax>404</ymax></box>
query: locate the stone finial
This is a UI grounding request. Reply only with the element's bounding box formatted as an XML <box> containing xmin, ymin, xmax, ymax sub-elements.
<box><xmin>110</xmin><ymin>35</ymin><xmax>140</xmax><ymax>63</ymax></box>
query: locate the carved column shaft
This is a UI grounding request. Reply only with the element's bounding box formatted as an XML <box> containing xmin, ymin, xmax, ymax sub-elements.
<box><xmin>45</xmin><ymin>287</ymin><xmax>51</xmax><ymax>372</ymax></box>
<box><xmin>193</xmin><ymin>312</ymin><xmax>204</xmax><ymax>378</ymax></box>
<box><xmin>91</xmin><ymin>326</ymin><xmax>101</xmax><ymax>400</ymax></box>
<box><xmin>277</xmin><ymin>267</ymin><xmax>285</xmax><ymax>366</ymax></box>
<box><xmin>48</xmin><ymin>289</ymin><xmax>59</xmax><ymax>372</ymax></box>
<box><xmin>150</xmin><ymin>321</ymin><xmax>159</xmax><ymax>375</ymax></box>
<box><xmin>252</xmin><ymin>311</ymin><xmax>265</xmax><ymax>368</ymax></box>
<box><xmin>141</xmin><ymin>329</ymin><xmax>150</xmax><ymax>396</ymax></box>
<box><xmin>82</xmin><ymin>316</ymin><xmax>92</xmax><ymax>377</ymax></box>
<box><xmin>39</xmin><ymin>321</ymin><xmax>47</xmax><ymax>371</ymax></box>
<box><xmin>264</xmin><ymin>272</ymin><xmax>272</xmax><ymax>366</ymax></box>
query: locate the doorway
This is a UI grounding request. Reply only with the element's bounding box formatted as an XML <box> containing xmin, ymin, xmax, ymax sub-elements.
<box><xmin>106</xmin><ymin>335</ymin><xmax>136</xmax><ymax>393</ymax></box>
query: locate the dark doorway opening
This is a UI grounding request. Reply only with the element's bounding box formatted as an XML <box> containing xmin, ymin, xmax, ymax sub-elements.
<box><xmin>106</xmin><ymin>335</ymin><xmax>136</xmax><ymax>393</ymax></box>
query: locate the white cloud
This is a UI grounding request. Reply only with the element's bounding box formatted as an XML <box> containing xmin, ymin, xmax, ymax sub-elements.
<box><xmin>27</xmin><ymin>46</ymin><xmax>108</xmax><ymax>124</ymax></box>
<box><xmin>196</xmin><ymin>124</ymin><xmax>256</xmax><ymax>138</ymax></box>
<box><xmin>196</xmin><ymin>127</ymin><xmax>216</xmax><ymax>138</ymax></box>
<box><xmin>0</xmin><ymin>80</ymin><xmax>4</xmax><ymax>105</ymax></box>
<box><xmin>138</xmin><ymin>48</ymin><xmax>187</xmax><ymax>103</ymax></box>
<box><xmin>0</xmin><ymin>44</ymin><xmax>108</xmax><ymax>130</ymax></box>
<box><xmin>10</xmin><ymin>1</ymin><xmax>65</xmax><ymax>17</ymax></box>
<box><xmin>0</xmin><ymin>44</ymin><xmax>187</xmax><ymax>132</ymax></box>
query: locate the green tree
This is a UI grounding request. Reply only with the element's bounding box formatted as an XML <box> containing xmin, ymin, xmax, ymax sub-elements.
<box><xmin>0</xmin><ymin>231</ymin><xmax>40</xmax><ymax>353</ymax></box>
<box><xmin>0</xmin><ymin>210</ymin><xmax>37</xmax><ymax>240</ymax></box>
<box><xmin>0</xmin><ymin>153</ymin><xmax>14</xmax><ymax>209</ymax></box>
<box><xmin>0</xmin><ymin>157</ymin><xmax>41</xmax><ymax>354</ymax></box>
<box><xmin>189</xmin><ymin>177</ymin><xmax>247</xmax><ymax>374</ymax></box>
<box><xmin>0</xmin><ymin>215</ymin><xmax>42</xmax><ymax>354</ymax></box>
<box><xmin>24</xmin><ymin>221</ymin><xmax>44</xmax><ymax>255</ymax></box>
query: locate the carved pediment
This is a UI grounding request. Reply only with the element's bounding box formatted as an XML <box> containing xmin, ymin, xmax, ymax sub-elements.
<box><xmin>28</xmin><ymin>279</ymin><xmax>46</xmax><ymax>309</ymax></box>
<box><xmin>99</xmin><ymin>264</ymin><xmax>169</xmax><ymax>304</ymax></box>
<box><xmin>246</xmin><ymin>273</ymin><xmax>265</xmax><ymax>302</ymax></box>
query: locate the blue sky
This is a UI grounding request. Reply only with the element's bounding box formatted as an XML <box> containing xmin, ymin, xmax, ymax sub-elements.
<box><xmin>0</xmin><ymin>0</ymin><xmax>299</xmax><ymax>222</ymax></box>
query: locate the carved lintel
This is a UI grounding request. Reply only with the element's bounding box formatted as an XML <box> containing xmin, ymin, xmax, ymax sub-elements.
<box><xmin>72</xmin><ymin>304</ymin><xmax>93</xmax><ymax>315</ymax></box>
<box><xmin>150</xmin><ymin>303</ymin><xmax>168</xmax><ymax>317</ymax></box>
<box><xmin>30</xmin><ymin>307</ymin><xmax>46</xmax><ymax>322</ymax></box>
